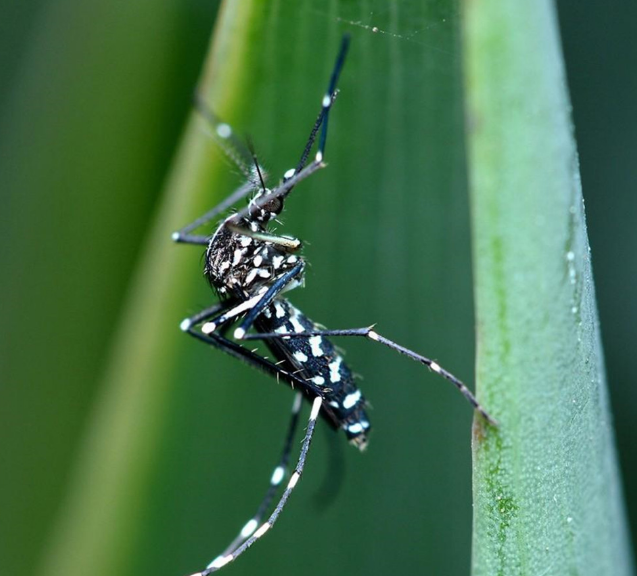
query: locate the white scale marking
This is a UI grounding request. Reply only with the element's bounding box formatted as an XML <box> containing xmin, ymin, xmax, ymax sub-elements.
<box><xmin>271</xmin><ymin>466</ymin><xmax>285</xmax><ymax>486</ymax></box>
<box><xmin>293</xmin><ymin>350</ymin><xmax>308</xmax><ymax>363</ymax></box>
<box><xmin>309</xmin><ymin>336</ymin><xmax>324</xmax><ymax>357</ymax></box>
<box><xmin>232</xmin><ymin>248</ymin><xmax>243</xmax><ymax>266</ymax></box>
<box><xmin>287</xmin><ymin>472</ymin><xmax>300</xmax><ymax>489</ymax></box>
<box><xmin>343</xmin><ymin>390</ymin><xmax>361</xmax><ymax>410</ymax></box>
<box><xmin>240</xmin><ymin>519</ymin><xmax>258</xmax><ymax>538</ymax></box>
<box><xmin>272</xmin><ymin>255</ymin><xmax>284</xmax><ymax>269</ymax></box>
<box><xmin>258</xmin><ymin>269</ymin><xmax>271</xmax><ymax>278</ymax></box>
<box><xmin>347</xmin><ymin>422</ymin><xmax>364</xmax><ymax>434</ymax></box>
<box><xmin>312</xmin><ymin>375</ymin><xmax>325</xmax><ymax>385</ymax></box>
<box><xmin>310</xmin><ymin>397</ymin><xmax>322</xmax><ymax>419</ymax></box>
<box><xmin>275</xmin><ymin>303</ymin><xmax>286</xmax><ymax>318</ymax></box>
<box><xmin>202</xmin><ymin>294</ymin><xmax>263</xmax><ymax>334</ymax></box>
<box><xmin>219</xmin><ymin>261</ymin><xmax>230</xmax><ymax>273</ymax></box>
<box><xmin>207</xmin><ymin>554</ymin><xmax>233</xmax><ymax>569</ymax></box>
<box><xmin>289</xmin><ymin>315</ymin><xmax>306</xmax><ymax>334</ymax></box>
<box><xmin>253</xmin><ymin>255</ymin><xmax>263</xmax><ymax>267</ymax></box>
<box><xmin>329</xmin><ymin>358</ymin><xmax>342</xmax><ymax>383</ymax></box>
<box><xmin>245</xmin><ymin>269</ymin><xmax>258</xmax><ymax>285</ymax></box>
<box><xmin>254</xmin><ymin>523</ymin><xmax>271</xmax><ymax>539</ymax></box>
<box><xmin>240</xmin><ymin>237</ymin><xmax>252</xmax><ymax>247</ymax></box>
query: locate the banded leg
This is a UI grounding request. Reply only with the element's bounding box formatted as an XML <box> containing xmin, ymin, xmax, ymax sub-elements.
<box><xmin>192</xmin><ymin>396</ymin><xmax>323</xmax><ymax>575</ymax></box>
<box><xmin>244</xmin><ymin>326</ymin><xmax>497</xmax><ymax>426</ymax></box>
<box><xmin>294</xmin><ymin>34</ymin><xmax>350</xmax><ymax>174</ymax></box>
<box><xmin>199</xmin><ymin>261</ymin><xmax>305</xmax><ymax>339</ymax></box>
<box><xmin>228</xmin><ymin>35</ymin><xmax>351</xmax><ymax>224</ymax></box>
<box><xmin>182</xmin><ymin>319</ymin><xmax>325</xmax><ymax>398</ymax></box>
<box><xmin>213</xmin><ymin>392</ymin><xmax>303</xmax><ymax>559</ymax></box>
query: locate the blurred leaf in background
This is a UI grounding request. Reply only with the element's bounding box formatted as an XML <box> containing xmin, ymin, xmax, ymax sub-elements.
<box><xmin>0</xmin><ymin>1</ymin><xmax>634</xmax><ymax>576</ymax></box>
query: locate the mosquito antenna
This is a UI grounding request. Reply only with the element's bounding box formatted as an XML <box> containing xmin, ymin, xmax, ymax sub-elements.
<box><xmin>246</xmin><ymin>136</ymin><xmax>268</xmax><ymax>193</ymax></box>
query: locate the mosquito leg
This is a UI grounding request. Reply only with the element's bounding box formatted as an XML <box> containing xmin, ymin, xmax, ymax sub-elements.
<box><xmin>217</xmin><ymin>392</ymin><xmax>303</xmax><ymax>558</ymax></box>
<box><xmin>194</xmin><ymin>397</ymin><xmax>323</xmax><ymax>575</ymax></box>
<box><xmin>199</xmin><ymin>261</ymin><xmax>305</xmax><ymax>340</ymax></box>
<box><xmin>244</xmin><ymin>327</ymin><xmax>497</xmax><ymax>426</ymax></box>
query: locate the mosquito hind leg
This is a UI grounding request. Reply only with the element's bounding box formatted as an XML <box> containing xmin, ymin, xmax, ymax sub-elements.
<box><xmin>244</xmin><ymin>326</ymin><xmax>497</xmax><ymax>426</ymax></box>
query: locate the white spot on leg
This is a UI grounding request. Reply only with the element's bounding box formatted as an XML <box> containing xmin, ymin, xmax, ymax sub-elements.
<box><xmin>240</xmin><ymin>518</ymin><xmax>258</xmax><ymax>538</ymax></box>
<box><xmin>271</xmin><ymin>466</ymin><xmax>285</xmax><ymax>486</ymax></box>
<box><xmin>284</xmin><ymin>168</ymin><xmax>296</xmax><ymax>180</ymax></box>
<box><xmin>293</xmin><ymin>350</ymin><xmax>308</xmax><ymax>363</ymax></box>
<box><xmin>368</xmin><ymin>330</ymin><xmax>380</xmax><ymax>341</ymax></box>
<box><xmin>310</xmin><ymin>396</ymin><xmax>322</xmax><ymax>420</ymax></box>
<box><xmin>207</xmin><ymin>554</ymin><xmax>233</xmax><ymax>570</ymax></box>
<box><xmin>202</xmin><ymin>321</ymin><xmax>216</xmax><ymax>334</ymax></box>
<box><xmin>322</xmin><ymin>95</ymin><xmax>331</xmax><ymax>108</ymax></box>
<box><xmin>234</xmin><ymin>327</ymin><xmax>246</xmax><ymax>340</ymax></box>
<box><xmin>430</xmin><ymin>361</ymin><xmax>441</xmax><ymax>373</ymax></box>
<box><xmin>309</xmin><ymin>336</ymin><xmax>324</xmax><ymax>357</ymax></box>
<box><xmin>287</xmin><ymin>472</ymin><xmax>300</xmax><ymax>489</ymax></box>
<box><xmin>180</xmin><ymin>318</ymin><xmax>192</xmax><ymax>331</ymax></box>
<box><xmin>253</xmin><ymin>522</ymin><xmax>271</xmax><ymax>539</ymax></box>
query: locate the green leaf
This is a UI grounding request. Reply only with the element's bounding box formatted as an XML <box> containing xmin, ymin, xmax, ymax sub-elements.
<box><xmin>463</xmin><ymin>1</ymin><xmax>634</xmax><ymax>574</ymax></box>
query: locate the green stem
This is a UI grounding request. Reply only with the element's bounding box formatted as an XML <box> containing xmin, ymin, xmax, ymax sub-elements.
<box><xmin>464</xmin><ymin>0</ymin><xmax>634</xmax><ymax>574</ymax></box>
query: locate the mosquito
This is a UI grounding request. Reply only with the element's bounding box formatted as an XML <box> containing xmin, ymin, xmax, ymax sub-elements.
<box><xmin>173</xmin><ymin>34</ymin><xmax>496</xmax><ymax>575</ymax></box>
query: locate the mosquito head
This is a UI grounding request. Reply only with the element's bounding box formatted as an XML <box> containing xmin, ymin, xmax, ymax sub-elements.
<box><xmin>248</xmin><ymin>187</ymin><xmax>284</xmax><ymax>224</ymax></box>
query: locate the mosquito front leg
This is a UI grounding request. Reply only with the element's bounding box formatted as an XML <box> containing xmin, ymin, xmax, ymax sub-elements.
<box><xmin>172</xmin><ymin>180</ymin><xmax>257</xmax><ymax>245</ymax></box>
<box><xmin>198</xmin><ymin>262</ymin><xmax>305</xmax><ymax>340</ymax></box>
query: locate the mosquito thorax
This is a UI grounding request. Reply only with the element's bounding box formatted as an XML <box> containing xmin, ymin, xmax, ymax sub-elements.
<box><xmin>204</xmin><ymin>218</ymin><xmax>302</xmax><ymax>298</ymax></box>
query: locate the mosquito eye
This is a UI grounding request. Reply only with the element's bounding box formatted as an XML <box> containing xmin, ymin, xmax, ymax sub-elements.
<box><xmin>263</xmin><ymin>197</ymin><xmax>282</xmax><ymax>215</ymax></box>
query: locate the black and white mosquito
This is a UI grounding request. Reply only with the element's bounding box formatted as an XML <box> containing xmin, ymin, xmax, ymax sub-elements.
<box><xmin>173</xmin><ymin>35</ymin><xmax>496</xmax><ymax>576</ymax></box>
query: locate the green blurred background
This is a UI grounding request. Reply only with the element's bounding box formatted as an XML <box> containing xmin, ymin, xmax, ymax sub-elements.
<box><xmin>0</xmin><ymin>2</ymin><xmax>634</xmax><ymax>576</ymax></box>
